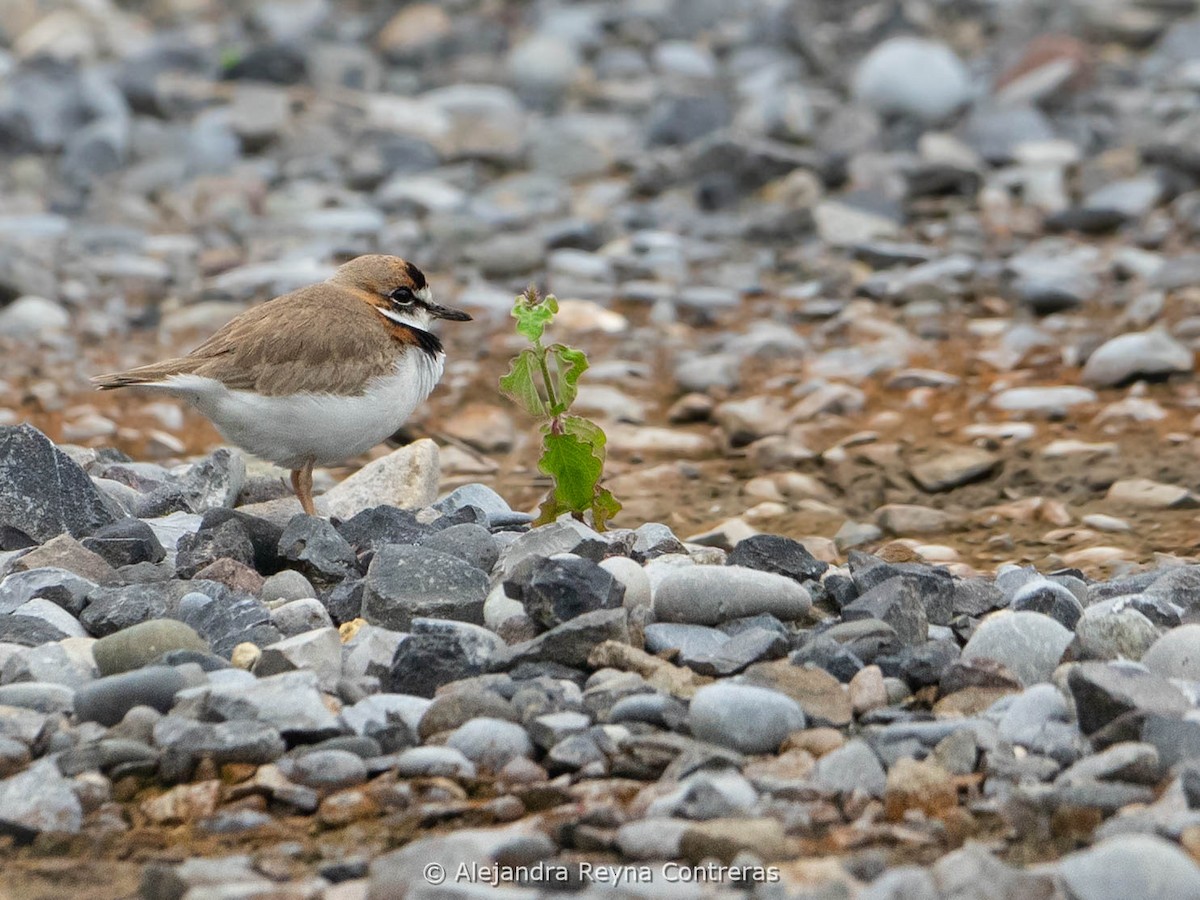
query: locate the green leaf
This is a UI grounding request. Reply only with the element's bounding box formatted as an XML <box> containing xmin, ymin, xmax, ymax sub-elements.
<box><xmin>591</xmin><ymin>487</ymin><xmax>623</xmax><ymax>531</ymax></box>
<box><xmin>544</xmin><ymin>345</ymin><xmax>589</xmax><ymax>416</ymax></box>
<box><xmin>536</xmin><ymin>428</ymin><xmax>603</xmax><ymax>514</ymax></box>
<box><xmin>532</xmin><ymin>418</ymin><xmax>621</xmax><ymax>531</ymax></box>
<box><xmin>511</xmin><ymin>291</ymin><xmax>558</xmax><ymax>344</ymax></box>
<box><xmin>498</xmin><ymin>348</ymin><xmax>546</xmax><ymax>418</ymax></box>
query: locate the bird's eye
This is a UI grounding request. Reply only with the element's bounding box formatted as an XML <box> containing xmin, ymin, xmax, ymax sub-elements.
<box><xmin>389</xmin><ymin>287</ymin><xmax>416</xmax><ymax>305</ymax></box>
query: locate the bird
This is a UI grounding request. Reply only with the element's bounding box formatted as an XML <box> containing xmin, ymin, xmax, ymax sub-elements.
<box><xmin>93</xmin><ymin>255</ymin><xmax>472</xmax><ymax>516</ymax></box>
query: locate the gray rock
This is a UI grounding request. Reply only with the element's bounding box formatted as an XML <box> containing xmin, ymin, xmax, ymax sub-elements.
<box><xmin>961</xmin><ymin>612</ymin><xmax>1073</xmax><ymax>686</ymax></box>
<box><xmin>172</xmin><ymin>449</ymin><xmax>245</xmax><ymax>513</ymax></box>
<box><xmin>1142</xmin><ymin>625</ymin><xmax>1200</xmax><ymax>681</ymax></box>
<box><xmin>393</xmin><ymin>746</ymin><xmax>476</xmax><ymax>779</ymax></box>
<box><xmin>0</xmin><ymin>682</ymin><xmax>74</xmax><ymax>714</ymax></box>
<box><xmin>1076</xmin><ymin>605</ymin><xmax>1160</xmax><ymax>661</ymax></box>
<box><xmin>75</xmin><ymin>666</ymin><xmax>186</xmax><ymax>726</ymax></box>
<box><xmin>0</xmin><ymin>568</ymin><xmax>95</xmax><ymax>617</ymax></box>
<box><xmin>152</xmin><ymin>715</ymin><xmax>286</xmax><ymax>767</ymax></box>
<box><xmin>0</xmin><ymin>759</ymin><xmax>82</xmax><ymax>836</ymax></box>
<box><xmin>1082</xmin><ymin>331</ymin><xmax>1193</xmax><ymax>387</ymax></box>
<box><xmin>654</xmin><ymin>565</ymin><xmax>812</xmax><ymax>626</ymax></box>
<box><xmin>492</xmin><ymin>607</ymin><xmax>629</xmax><ymax>670</ymax></box>
<box><xmin>255</xmin><ymin>627</ymin><xmax>342</xmax><ymax>690</ymax></box>
<box><xmin>0</xmin><ymin>424</ymin><xmax>118</xmax><ymax>543</ymax></box>
<box><xmin>172</xmin><ymin>588</ymin><xmax>280</xmax><ymax>658</ymax></box>
<box><xmin>283</xmin><ymin>749</ymin><xmax>368</xmax><ymax>790</ymax></box>
<box><xmin>1058</xmin><ymin>834</ymin><xmax>1200</xmax><ymax>900</ymax></box>
<box><xmin>811</xmin><ymin>739</ymin><xmax>887</xmax><ymax>797</ymax></box>
<box><xmin>1010</xmin><ymin>579</ymin><xmax>1084</xmax><ymax>629</ymax></box>
<box><xmin>269</xmin><ymin>597</ymin><xmax>334</xmax><ymax>637</ymax></box>
<box><xmin>852</xmin><ymin>37</ymin><xmax>970</xmax><ymax>122</ymax></box>
<box><xmin>277</xmin><ymin>515</ymin><xmax>358</xmax><ymax>581</ymax></box>
<box><xmin>388</xmin><ymin>619</ymin><xmax>503</xmax><ymax>698</ymax></box>
<box><xmin>505</xmin><ymin>554</ymin><xmax>625</xmax><ymax>630</ymax></box>
<box><xmin>362</xmin><ymin>544</ymin><xmax>488</xmax><ymax>631</ymax></box>
<box><xmin>688</xmin><ymin>682</ymin><xmax>805</xmax><ymax>754</ymax></box>
<box><xmin>81</xmin><ymin>519</ymin><xmax>165</xmax><ymax>569</ymax></box>
<box><xmin>843</xmin><ymin>577</ymin><xmax>930</xmax><ymax>647</ymax></box>
<box><xmin>80</xmin><ymin>583</ymin><xmax>174</xmax><ymax>637</ymax></box>
<box><xmin>446</xmin><ymin>717</ymin><xmax>534</xmax><ymax>772</ymax></box>
<box><xmin>259</xmin><ymin>570</ymin><xmax>316</xmax><ymax>603</ymax></box>
<box><xmin>198</xmin><ymin>670</ymin><xmax>342</xmax><ymax>741</ymax></box>
<box><xmin>12</xmin><ymin>598</ymin><xmax>85</xmax><ymax>638</ymax></box>
<box><xmin>1068</xmin><ymin>662</ymin><xmax>1188</xmax><ymax>737</ymax></box>
<box><xmin>418</xmin><ymin>523</ymin><xmax>499</xmax><ymax>573</ymax></box>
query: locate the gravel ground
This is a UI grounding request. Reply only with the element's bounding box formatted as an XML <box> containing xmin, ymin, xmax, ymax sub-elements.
<box><xmin>7</xmin><ymin>0</ymin><xmax>1200</xmax><ymax>897</ymax></box>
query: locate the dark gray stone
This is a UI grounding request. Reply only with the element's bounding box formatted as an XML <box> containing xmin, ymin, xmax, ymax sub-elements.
<box><xmin>492</xmin><ymin>608</ymin><xmax>630</xmax><ymax>671</ymax></box>
<box><xmin>80</xmin><ymin>582</ymin><xmax>172</xmax><ymax>636</ymax></box>
<box><xmin>0</xmin><ymin>568</ymin><xmax>95</xmax><ymax>616</ymax></box>
<box><xmin>1069</xmin><ymin>662</ymin><xmax>1189</xmax><ymax>738</ymax></box>
<box><xmin>726</xmin><ymin>534</ymin><xmax>827</xmax><ymax>583</ymax></box>
<box><xmin>75</xmin><ymin>666</ymin><xmax>186</xmax><ymax>726</ymax></box>
<box><xmin>418</xmin><ymin>523</ymin><xmax>499</xmax><ymax>573</ymax></box>
<box><xmin>175</xmin><ymin>518</ymin><xmax>255</xmax><ymax>579</ymax></box>
<box><xmin>388</xmin><ymin>619</ymin><xmax>504</xmax><ymax>698</ymax></box>
<box><xmin>335</xmin><ymin>506</ymin><xmax>430</xmax><ymax>553</ymax></box>
<box><xmin>81</xmin><ymin>518</ymin><xmax>165</xmax><ymax>568</ymax></box>
<box><xmin>505</xmin><ymin>555</ymin><xmax>625</xmax><ymax>630</ymax></box>
<box><xmin>842</xmin><ymin>577</ymin><xmax>930</xmax><ymax>646</ymax></box>
<box><xmin>362</xmin><ymin>544</ymin><xmax>489</xmax><ymax>631</ymax></box>
<box><xmin>278</xmin><ymin>514</ymin><xmax>358</xmax><ymax>581</ymax></box>
<box><xmin>0</xmin><ymin>424</ymin><xmax>118</xmax><ymax>543</ymax></box>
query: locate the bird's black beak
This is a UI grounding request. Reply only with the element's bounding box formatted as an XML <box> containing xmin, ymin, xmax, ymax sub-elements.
<box><xmin>426</xmin><ymin>301</ymin><xmax>472</xmax><ymax>322</ymax></box>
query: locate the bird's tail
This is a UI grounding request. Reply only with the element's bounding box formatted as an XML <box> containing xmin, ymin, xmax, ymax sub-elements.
<box><xmin>91</xmin><ymin>359</ymin><xmax>196</xmax><ymax>390</ymax></box>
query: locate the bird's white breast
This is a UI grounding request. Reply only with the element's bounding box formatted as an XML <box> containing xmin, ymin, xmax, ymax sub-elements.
<box><xmin>161</xmin><ymin>350</ymin><xmax>444</xmax><ymax>470</ymax></box>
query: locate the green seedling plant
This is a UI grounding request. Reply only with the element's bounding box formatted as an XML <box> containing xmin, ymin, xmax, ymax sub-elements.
<box><xmin>499</xmin><ymin>287</ymin><xmax>622</xmax><ymax>530</ymax></box>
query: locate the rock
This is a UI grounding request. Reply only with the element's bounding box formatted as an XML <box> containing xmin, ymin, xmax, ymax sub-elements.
<box><xmin>0</xmin><ymin>424</ymin><xmax>118</xmax><ymax>543</ymax></box>
<box><xmin>877</xmin><ymin>504</ymin><xmax>957</xmax><ymax>536</ymax></box>
<box><xmin>335</xmin><ymin>506</ymin><xmax>430</xmax><ymax>553</ymax></box>
<box><xmin>393</xmin><ymin>746</ymin><xmax>476</xmax><ymax>780</ymax></box>
<box><xmin>884</xmin><ymin>757</ymin><xmax>957</xmax><ymax>820</ymax></box>
<box><xmin>1106</xmin><ymin>479</ymin><xmax>1199</xmax><ymax>509</ymax></box>
<box><xmin>175</xmin><ymin>449</ymin><xmax>246</xmax><ymax>513</ymax></box>
<box><xmin>152</xmin><ymin>715</ymin><xmax>286</xmax><ymax>768</ymax></box>
<box><xmin>362</xmin><ymin>544</ymin><xmax>489</xmax><ymax>631</ymax></box>
<box><xmin>505</xmin><ymin>555</ymin><xmax>625</xmax><ymax>630</ymax></box>
<box><xmin>812</xmin><ymin>738</ymin><xmax>887</xmax><ymax>796</ymax></box>
<box><xmin>388</xmin><ymin>619</ymin><xmax>503</xmax><ymax>698</ymax></box>
<box><xmin>990</xmin><ymin>386</ymin><xmax>1097</xmax><ymax>416</ymax></box>
<box><xmin>961</xmin><ymin>612</ymin><xmax>1073</xmax><ymax>686</ymax></box>
<box><xmin>743</xmin><ymin>661</ymin><xmax>853</xmax><ymax>728</ymax></box>
<box><xmin>75</xmin><ymin>666</ymin><xmax>186</xmax><ymax>726</ymax></box>
<box><xmin>255</xmin><ymin>627</ymin><xmax>342</xmax><ymax>690</ymax></box>
<box><xmin>0</xmin><ymin>568</ymin><xmax>95</xmax><ymax>616</ymax></box>
<box><xmin>1076</xmin><ymin>604</ymin><xmax>1160</xmax><ymax>661</ymax></box>
<box><xmin>269</xmin><ymin>597</ymin><xmax>334</xmax><ymax>637</ymax></box>
<box><xmin>679</xmin><ymin>817</ymin><xmax>790</xmax><ymax>864</ymax></box>
<box><xmin>852</xmin><ymin>37</ymin><xmax>970</xmax><ymax>122</ymax></box>
<box><xmin>1068</xmin><ymin>662</ymin><xmax>1188</xmax><ymax>737</ymax></box>
<box><xmin>92</xmin><ymin>619</ymin><xmax>210</xmax><ymax>675</ymax></box>
<box><xmin>277</xmin><ymin>515</ymin><xmax>358</xmax><ymax>581</ymax></box>
<box><xmin>0</xmin><ymin>759</ymin><xmax>82</xmax><ymax>837</ymax></box>
<box><xmin>81</xmin><ymin>518</ymin><xmax>165</xmax><ymax>568</ymax></box>
<box><xmin>198</xmin><ymin>670</ymin><xmax>342</xmax><ymax>741</ymax></box>
<box><xmin>1082</xmin><ymin>331</ymin><xmax>1193</xmax><ymax>387</ymax></box>
<box><xmin>417</xmin><ymin>524</ymin><xmax>498</xmax><ymax>573</ymax></box>
<box><xmin>285</xmin><ymin>749</ymin><xmax>368</xmax><ymax>791</ymax></box>
<box><xmin>1058</xmin><ymin>834</ymin><xmax>1200</xmax><ymax>900</ymax></box>
<box><xmin>1141</xmin><ymin>625</ymin><xmax>1200</xmax><ymax>680</ymax></box>
<box><xmin>653</xmin><ymin>566</ymin><xmax>811</xmax><ymax>626</ymax></box>
<box><xmin>910</xmin><ymin>447</ymin><xmax>1000</xmax><ymax>492</ymax></box>
<box><xmin>688</xmin><ymin>682</ymin><xmax>806</xmax><ymax>753</ymax></box>
<box><xmin>260</xmin><ymin>570</ymin><xmax>316</xmax><ymax>603</ymax></box>
<box><xmin>322</xmin><ymin>440</ymin><xmax>440</xmax><ymax>519</ymax></box>
<box><xmin>842</xmin><ymin>577</ymin><xmax>930</xmax><ymax>647</ymax></box>
<box><xmin>1010</xmin><ymin>578</ymin><xmax>1084</xmax><ymax>629</ymax></box>
<box><xmin>600</xmin><ymin>557</ymin><xmax>652</xmax><ymax>610</ymax></box>
<box><xmin>174</xmin><ymin>518</ymin><xmax>256</xmax><ymax>578</ymax></box>
<box><xmin>492</xmin><ymin>607</ymin><xmax>630</xmax><ymax>670</ymax></box>
<box><xmin>447</xmin><ymin>718</ymin><xmax>534</xmax><ymax>772</ymax></box>
<box><xmin>725</xmin><ymin>534</ymin><xmax>827</xmax><ymax>583</ymax></box>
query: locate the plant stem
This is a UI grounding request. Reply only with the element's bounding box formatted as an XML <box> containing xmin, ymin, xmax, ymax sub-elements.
<box><xmin>537</xmin><ymin>346</ymin><xmax>559</xmax><ymax>414</ymax></box>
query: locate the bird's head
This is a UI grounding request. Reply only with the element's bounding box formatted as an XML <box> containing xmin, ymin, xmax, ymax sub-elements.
<box><xmin>330</xmin><ymin>255</ymin><xmax>472</xmax><ymax>331</ymax></box>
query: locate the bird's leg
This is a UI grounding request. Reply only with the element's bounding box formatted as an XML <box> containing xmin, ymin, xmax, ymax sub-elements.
<box><xmin>291</xmin><ymin>461</ymin><xmax>316</xmax><ymax>516</ymax></box>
